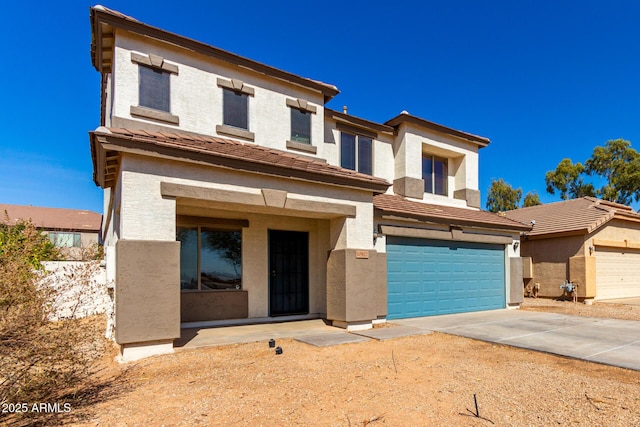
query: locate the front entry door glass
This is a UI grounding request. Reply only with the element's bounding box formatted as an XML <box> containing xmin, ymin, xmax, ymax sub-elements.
<box><xmin>269</xmin><ymin>230</ymin><xmax>309</xmax><ymax>316</ymax></box>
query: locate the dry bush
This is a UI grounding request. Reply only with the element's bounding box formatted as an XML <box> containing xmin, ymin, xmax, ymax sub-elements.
<box><xmin>0</xmin><ymin>219</ymin><xmax>109</xmax><ymax>423</ymax></box>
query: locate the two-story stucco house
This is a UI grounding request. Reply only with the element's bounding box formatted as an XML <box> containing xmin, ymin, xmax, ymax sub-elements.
<box><xmin>89</xmin><ymin>6</ymin><xmax>530</xmax><ymax>361</ymax></box>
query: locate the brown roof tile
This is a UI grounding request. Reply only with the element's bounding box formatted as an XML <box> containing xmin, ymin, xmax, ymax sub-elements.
<box><xmin>91</xmin><ymin>128</ymin><xmax>390</xmax><ymax>192</ymax></box>
<box><xmin>503</xmin><ymin>197</ymin><xmax>640</xmax><ymax>237</ymax></box>
<box><xmin>374</xmin><ymin>194</ymin><xmax>531</xmax><ymax>231</ymax></box>
<box><xmin>0</xmin><ymin>204</ymin><xmax>102</xmax><ymax>232</ymax></box>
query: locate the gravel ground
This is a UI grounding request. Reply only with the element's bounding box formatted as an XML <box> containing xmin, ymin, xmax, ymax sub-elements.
<box><xmin>521</xmin><ymin>297</ymin><xmax>640</xmax><ymax>321</ymax></box>
<box><xmin>24</xmin><ymin>299</ymin><xmax>640</xmax><ymax>426</ymax></box>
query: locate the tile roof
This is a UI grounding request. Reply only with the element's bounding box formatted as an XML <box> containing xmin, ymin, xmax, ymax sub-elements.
<box><xmin>384</xmin><ymin>112</ymin><xmax>490</xmax><ymax>147</ymax></box>
<box><xmin>374</xmin><ymin>194</ymin><xmax>531</xmax><ymax>231</ymax></box>
<box><xmin>503</xmin><ymin>197</ymin><xmax>640</xmax><ymax>237</ymax></box>
<box><xmin>91</xmin><ymin>128</ymin><xmax>391</xmax><ymax>192</ymax></box>
<box><xmin>0</xmin><ymin>204</ymin><xmax>102</xmax><ymax>232</ymax></box>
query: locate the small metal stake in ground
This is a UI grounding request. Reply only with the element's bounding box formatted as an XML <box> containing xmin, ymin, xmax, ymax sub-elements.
<box><xmin>459</xmin><ymin>393</ymin><xmax>494</xmax><ymax>424</ymax></box>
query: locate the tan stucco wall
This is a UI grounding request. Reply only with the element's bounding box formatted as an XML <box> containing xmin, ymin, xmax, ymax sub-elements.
<box><xmin>522</xmin><ymin>220</ymin><xmax>640</xmax><ymax>299</ymax></box>
<box><xmin>115</xmin><ymin>240</ymin><xmax>180</xmax><ymax>345</ymax></box>
<box><xmin>518</xmin><ymin>234</ymin><xmax>586</xmax><ymax>298</ymax></box>
<box><xmin>589</xmin><ymin>218</ymin><xmax>640</xmax><ymax>245</ymax></box>
<box><xmin>568</xmin><ymin>255</ymin><xmax>596</xmax><ymax>298</ymax></box>
<box><xmin>181</xmin><ymin>291</ymin><xmax>248</xmax><ymax>322</ymax></box>
<box><xmin>327</xmin><ymin>249</ymin><xmax>386</xmax><ymax>324</ymax></box>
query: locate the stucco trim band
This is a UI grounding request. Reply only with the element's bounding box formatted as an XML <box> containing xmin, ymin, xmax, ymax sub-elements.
<box><xmin>379</xmin><ymin>225</ymin><xmax>513</xmax><ymax>244</ymax></box>
<box><xmin>215</xmin><ymin>125</ymin><xmax>255</xmax><ymax>141</ymax></box>
<box><xmin>130</xmin><ymin>105</ymin><xmax>180</xmax><ymax>125</ymax></box>
<box><xmin>286</xmin><ymin>140</ymin><xmax>318</xmax><ymax>154</ymax></box>
<box><xmin>592</xmin><ymin>238</ymin><xmax>640</xmax><ymax>250</ymax></box>
<box><xmin>161</xmin><ymin>182</ymin><xmax>357</xmax><ymax>218</ymax></box>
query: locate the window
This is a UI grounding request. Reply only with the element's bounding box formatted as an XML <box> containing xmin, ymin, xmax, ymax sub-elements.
<box><xmin>422</xmin><ymin>155</ymin><xmax>448</xmax><ymax>196</ymax></box>
<box><xmin>340</xmin><ymin>132</ymin><xmax>373</xmax><ymax>175</ymax></box>
<box><xmin>290</xmin><ymin>108</ymin><xmax>311</xmax><ymax>144</ymax></box>
<box><xmin>49</xmin><ymin>232</ymin><xmax>81</xmax><ymax>248</ymax></box>
<box><xmin>223</xmin><ymin>88</ymin><xmax>249</xmax><ymax>130</ymax></box>
<box><xmin>177</xmin><ymin>227</ymin><xmax>242</xmax><ymax>291</ymax></box>
<box><xmin>139</xmin><ymin>66</ymin><xmax>170</xmax><ymax>112</ymax></box>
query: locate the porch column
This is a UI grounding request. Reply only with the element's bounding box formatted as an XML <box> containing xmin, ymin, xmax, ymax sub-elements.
<box><xmin>115</xmin><ymin>165</ymin><xmax>181</xmax><ymax>361</ymax></box>
<box><xmin>115</xmin><ymin>240</ymin><xmax>180</xmax><ymax>361</ymax></box>
<box><xmin>326</xmin><ymin>204</ymin><xmax>387</xmax><ymax>331</ymax></box>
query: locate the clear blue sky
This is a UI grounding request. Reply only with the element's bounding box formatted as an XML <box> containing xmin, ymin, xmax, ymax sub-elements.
<box><xmin>2</xmin><ymin>1</ymin><xmax>640</xmax><ymax>213</ymax></box>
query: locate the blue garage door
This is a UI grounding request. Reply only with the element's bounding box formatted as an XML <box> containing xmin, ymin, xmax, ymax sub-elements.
<box><xmin>387</xmin><ymin>237</ymin><xmax>505</xmax><ymax>319</ymax></box>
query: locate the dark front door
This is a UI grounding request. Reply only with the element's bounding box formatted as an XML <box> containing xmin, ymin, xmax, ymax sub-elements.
<box><xmin>269</xmin><ymin>230</ymin><xmax>309</xmax><ymax>316</ymax></box>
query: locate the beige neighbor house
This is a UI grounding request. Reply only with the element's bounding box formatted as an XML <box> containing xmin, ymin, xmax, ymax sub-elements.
<box><xmin>89</xmin><ymin>5</ymin><xmax>530</xmax><ymax>361</ymax></box>
<box><xmin>504</xmin><ymin>197</ymin><xmax>640</xmax><ymax>301</ymax></box>
<box><xmin>0</xmin><ymin>204</ymin><xmax>102</xmax><ymax>260</ymax></box>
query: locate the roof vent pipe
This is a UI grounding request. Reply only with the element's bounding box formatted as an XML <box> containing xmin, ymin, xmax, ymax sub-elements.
<box><xmin>343</xmin><ymin>105</ymin><xmax>348</xmax><ymax>114</ymax></box>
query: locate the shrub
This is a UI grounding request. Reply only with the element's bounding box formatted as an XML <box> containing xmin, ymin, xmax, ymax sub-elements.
<box><xmin>0</xmin><ymin>219</ymin><xmax>106</xmax><ymax>421</ymax></box>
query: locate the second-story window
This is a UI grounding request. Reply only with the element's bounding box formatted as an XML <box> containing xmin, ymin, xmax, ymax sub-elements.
<box><xmin>139</xmin><ymin>66</ymin><xmax>171</xmax><ymax>112</ymax></box>
<box><xmin>423</xmin><ymin>154</ymin><xmax>448</xmax><ymax>196</ymax></box>
<box><xmin>341</xmin><ymin>132</ymin><xmax>372</xmax><ymax>175</ymax></box>
<box><xmin>290</xmin><ymin>108</ymin><xmax>311</xmax><ymax>144</ymax></box>
<box><xmin>223</xmin><ymin>88</ymin><xmax>249</xmax><ymax>130</ymax></box>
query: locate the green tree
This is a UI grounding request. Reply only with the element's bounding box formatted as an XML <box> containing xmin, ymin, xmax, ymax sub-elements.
<box><xmin>486</xmin><ymin>178</ymin><xmax>522</xmax><ymax>212</ymax></box>
<box><xmin>585</xmin><ymin>139</ymin><xmax>640</xmax><ymax>205</ymax></box>
<box><xmin>545</xmin><ymin>158</ymin><xmax>595</xmax><ymax>200</ymax></box>
<box><xmin>523</xmin><ymin>191</ymin><xmax>542</xmax><ymax>207</ymax></box>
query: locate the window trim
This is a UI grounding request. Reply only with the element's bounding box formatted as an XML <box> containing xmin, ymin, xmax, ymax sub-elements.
<box><xmin>287</xmin><ymin>99</ymin><xmax>315</xmax><ymax>152</ymax></box>
<box><xmin>340</xmin><ymin>131</ymin><xmax>374</xmax><ymax>175</ymax></box>
<box><xmin>131</xmin><ymin>52</ymin><xmax>179</xmax><ymax>74</ymax></box>
<box><xmin>216</xmin><ymin>78</ymin><xmax>255</xmax><ymax>96</ymax></box>
<box><xmin>130</xmin><ymin>52</ymin><xmax>179</xmax><ymax>124</ymax></box>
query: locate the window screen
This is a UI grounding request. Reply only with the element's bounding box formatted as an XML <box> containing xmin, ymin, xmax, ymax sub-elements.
<box><xmin>223</xmin><ymin>89</ymin><xmax>248</xmax><ymax>129</ymax></box>
<box><xmin>139</xmin><ymin>66</ymin><xmax>170</xmax><ymax>112</ymax></box>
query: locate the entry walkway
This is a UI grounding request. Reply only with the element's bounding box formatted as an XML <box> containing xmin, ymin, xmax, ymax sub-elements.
<box><xmin>175</xmin><ymin>310</ymin><xmax>640</xmax><ymax>371</ymax></box>
<box><xmin>395</xmin><ymin>309</ymin><xmax>640</xmax><ymax>371</ymax></box>
<box><xmin>175</xmin><ymin>319</ymin><xmax>352</xmax><ymax>349</ymax></box>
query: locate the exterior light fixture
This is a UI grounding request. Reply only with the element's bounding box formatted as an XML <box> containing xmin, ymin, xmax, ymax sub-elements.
<box><xmin>589</xmin><ymin>246</ymin><xmax>594</xmax><ymax>255</ymax></box>
<box><xmin>513</xmin><ymin>241</ymin><xmax>519</xmax><ymax>250</ymax></box>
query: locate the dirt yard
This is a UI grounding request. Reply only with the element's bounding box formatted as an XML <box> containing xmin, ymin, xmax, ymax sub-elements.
<box><xmin>19</xmin><ymin>299</ymin><xmax>640</xmax><ymax>426</ymax></box>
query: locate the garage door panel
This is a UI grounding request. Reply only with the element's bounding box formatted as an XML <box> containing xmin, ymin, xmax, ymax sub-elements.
<box><xmin>387</xmin><ymin>237</ymin><xmax>505</xmax><ymax>319</ymax></box>
<box><xmin>595</xmin><ymin>248</ymin><xmax>640</xmax><ymax>300</ymax></box>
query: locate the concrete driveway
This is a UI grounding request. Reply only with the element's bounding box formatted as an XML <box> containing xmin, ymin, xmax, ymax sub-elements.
<box><xmin>395</xmin><ymin>309</ymin><xmax>640</xmax><ymax>371</ymax></box>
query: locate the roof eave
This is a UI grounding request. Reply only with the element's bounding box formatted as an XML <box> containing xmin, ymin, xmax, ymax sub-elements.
<box><xmin>376</xmin><ymin>209</ymin><xmax>531</xmax><ymax>232</ymax></box>
<box><xmin>384</xmin><ymin>113</ymin><xmax>490</xmax><ymax>147</ymax></box>
<box><xmin>91</xmin><ymin>131</ymin><xmax>390</xmax><ymax>193</ymax></box>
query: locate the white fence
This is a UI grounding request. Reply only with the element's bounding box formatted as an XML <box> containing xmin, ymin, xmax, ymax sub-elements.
<box><xmin>41</xmin><ymin>261</ymin><xmax>111</xmax><ymax>321</ymax></box>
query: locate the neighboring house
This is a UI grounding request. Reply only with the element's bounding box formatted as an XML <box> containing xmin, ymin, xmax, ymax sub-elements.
<box><xmin>0</xmin><ymin>204</ymin><xmax>102</xmax><ymax>260</ymax></box>
<box><xmin>504</xmin><ymin>197</ymin><xmax>640</xmax><ymax>301</ymax></box>
<box><xmin>89</xmin><ymin>6</ymin><xmax>530</xmax><ymax>361</ymax></box>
